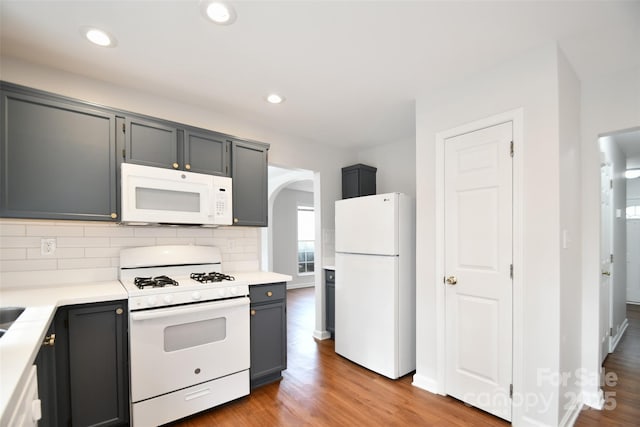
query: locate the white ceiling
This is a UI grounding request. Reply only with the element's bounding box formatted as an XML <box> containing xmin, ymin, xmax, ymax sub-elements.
<box><xmin>1</xmin><ymin>1</ymin><xmax>639</xmax><ymax>150</ymax></box>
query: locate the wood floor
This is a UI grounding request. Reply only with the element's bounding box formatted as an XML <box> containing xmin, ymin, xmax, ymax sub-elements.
<box><xmin>575</xmin><ymin>303</ymin><xmax>640</xmax><ymax>426</ymax></box>
<box><xmin>171</xmin><ymin>288</ymin><xmax>640</xmax><ymax>426</ymax></box>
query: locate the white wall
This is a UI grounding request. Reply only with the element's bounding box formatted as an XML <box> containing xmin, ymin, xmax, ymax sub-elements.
<box><xmin>356</xmin><ymin>135</ymin><xmax>416</xmax><ymax>197</ymax></box>
<box><xmin>272</xmin><ymin>188</ymin><xmax>314</xmax><ymax>288</ymax></box>
<box><xmin>580</xmin><ymin>66</ymin><xmax>640</xmax><ymax>408</ymax></box>
<box><xmin>415</xmin><ymin>43</ymin><xmax>571</xmax><ymax>426</ymax></box>
<box><xmin>557</xmin><ymin>49</ymin><xmax>583</xmax><ymax>424</ymax></box>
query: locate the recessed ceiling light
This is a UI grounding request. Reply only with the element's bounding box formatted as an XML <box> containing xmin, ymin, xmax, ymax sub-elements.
<box><xmin>266</xmin><ymin>94</ymin><xmax>285</xmax><ymax>104</ymax></box>
<box><xmin>201</xmin><ymin>1</ymin><xmax>237</xmax><ymax>25</ymax></box>
<box><xmin>81</xmin><ymin>27</ymin><xmax>116</xmax><ymax>47</ymax></box>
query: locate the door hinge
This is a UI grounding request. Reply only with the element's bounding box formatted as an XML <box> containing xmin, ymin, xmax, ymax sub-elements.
<box><xmin>610</xmin><ymin>253</ymin><xmax>614</xmax><ymax>263</ymax></box>
<box><xmin>609</xmin><ymin>179</ymin><xmax>613</xmax><ymax>189</ymax></box>
<box><xmin>510</xmin><ymin>264</ymin><xmax>513</xmax><ymax>279</ymax></box>
<box><xmin>443</xmin><ymin>276</ymin><xmax>446</xmax><ymax>284</ymax></box>
<box><xmin>510</xmin><ymin>141</ymin><xmax>514</xmax><ymax>157</ymax></box>
<box><xmin>509</xmin><ymin>384</ymin><xmax>513</xmax><ymax>398</ymax></box>
<box><xmin>122</xmin><ymin>148</ymin><xmax>126</xmax><ymax>159</ymax></box>
<box><xmin>610</xmin><ymin>327</ymin><xmax>613</xmax><ymax>336</ymax></box>
<box><xmin>122</xmin><ymin>122</ymin><xmax>125</xmax><ymax>133</ymax></box>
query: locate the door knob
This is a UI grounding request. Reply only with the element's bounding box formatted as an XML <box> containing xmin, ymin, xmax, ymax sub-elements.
<box><xmin>602</xmin><ymin>271</ymin><xmax>611</xmax><ymax>276</ymax></box>
<box><xmin>446</xmin><ymin>276</ymin><xmax>458</xmax><ymax>285</ymax></box>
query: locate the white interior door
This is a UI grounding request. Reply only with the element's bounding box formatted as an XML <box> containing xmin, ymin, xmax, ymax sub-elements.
<box><xmin>600</xmin><ymin>163</ymin><xmax>613</xmax><ymax>362</ymax></box>
<box><xmin>444</xmin><ymin>121</ymin><xmax>513</xmax><ymax>421</ymax></box>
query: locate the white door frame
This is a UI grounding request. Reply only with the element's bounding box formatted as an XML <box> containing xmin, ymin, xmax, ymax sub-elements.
<box><xmin>434</xmin><ymin>108</ymin><xmax>523</xmax><ymax>419</ymax></box>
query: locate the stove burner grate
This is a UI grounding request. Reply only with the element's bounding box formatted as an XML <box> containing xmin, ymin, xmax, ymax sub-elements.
<box><xmin>190</xmin><ymin>272</ymin><xmax>236</xmax><ymax>283</ymax></box>
<box><xmin>134</xmin><ymin>275</ymin><xmax>179</xmax><ymax>289</ymax></box>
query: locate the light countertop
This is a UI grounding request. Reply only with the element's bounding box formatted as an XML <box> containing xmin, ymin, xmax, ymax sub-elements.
<box><xmin>324</xmin><ymin>266</ymin><xmax>335</xmax><ymax>271</ymax></box>
<box><xmin>231</xmin><ymin>271</ymin><xmax>292</xmax><ymax>285</ymax></box>
<box><xmin>0</xmin><ymin>281</ymin><xmax>127</xmax><ymax>425</ymax></box>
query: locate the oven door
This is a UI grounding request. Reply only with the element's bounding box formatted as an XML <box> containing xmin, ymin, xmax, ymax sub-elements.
<box><xmin>129</xmin><ymin>297</ymin><xmax>250</xmax><ymax>402</ymax></box>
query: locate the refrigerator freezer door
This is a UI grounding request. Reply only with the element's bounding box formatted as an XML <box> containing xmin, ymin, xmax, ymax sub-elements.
<box><xmin>335</xmin><ymin>252</ymin><xmax>399</xmax><ymax>379</ymax></box>
<box><xmin>335</xmin><ymin>193</ymin><xmax>399</xmax><ymax>256</ymax></box>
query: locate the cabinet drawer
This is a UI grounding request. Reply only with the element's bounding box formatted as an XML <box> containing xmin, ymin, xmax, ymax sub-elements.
<box><xmin>325</xmin><ymin>270</ymin><xmax>335</xmax><ymax>283</ymax></box>
<box><xmin>250</xmin><ymin>283</ymin><xmax>286</xmax><ymax>304</ymax></box>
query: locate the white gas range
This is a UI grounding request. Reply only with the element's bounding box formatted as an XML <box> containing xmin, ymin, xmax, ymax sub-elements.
<box><xmin>119</xmin><ymin>245</ymin><xmax>250</xmax><ymax>427</ymax></box>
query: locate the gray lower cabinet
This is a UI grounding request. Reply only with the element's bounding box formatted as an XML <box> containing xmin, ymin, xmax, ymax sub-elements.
<box><xmin>231</xmin><ymin>140</ymin><xmax>269</xmax><ymax>226</ymax></box>
<box><xmin>0</xmin><ymin>83</ymin><xmax>118</xmax><ymax>221</ymax></box>
<box><xmin>325</xmin><ymin>269</ymin><xmax>335</xmax><ymax>339</ymax></box>
<box><xmin>250</xmin><ymin>282</ymin><xmax>287</xmax><ymax>388</ymax></box>
<box><xmin>35</xmin><ymin>323</ymin><xmax>58</xmax><ymax>427</ymax></box>
<box><xmin>121</xmin><ymin>116</ymin><xmax>230</xmax><ymax>176</ymax></box>
<box><xmin>43</xmin><ymin>300</ymin><xmax>129</xmax><ymax>427</ymax></box>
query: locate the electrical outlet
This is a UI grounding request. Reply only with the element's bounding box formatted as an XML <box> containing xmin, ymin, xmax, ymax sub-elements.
<box><xmin>41</xmin><ymin>238</ymin><xmax>56</xmax><ymax>256</ymax></box>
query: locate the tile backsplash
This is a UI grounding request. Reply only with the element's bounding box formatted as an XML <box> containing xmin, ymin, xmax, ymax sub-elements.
<box><xmin>0</xmin><ymin>219</ymin><xmax>260</xmax><ymax>289</ymax></box>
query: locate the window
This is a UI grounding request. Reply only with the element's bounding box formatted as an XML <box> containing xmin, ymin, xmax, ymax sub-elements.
<box><xmin>627</xmin><ymin>205</ymin><xmax>640</xmax><ymax>219</ymax></box>
<box><xmin>297</xmin><ymin>206</ymin><xmax>315</xmax><ymax>274</ymax></box>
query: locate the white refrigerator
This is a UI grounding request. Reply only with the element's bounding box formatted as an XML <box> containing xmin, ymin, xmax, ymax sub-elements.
<box><xmin>334</xmin><ymin>192</ymin><xmax>415</xmax><ymax>379</ymax></box>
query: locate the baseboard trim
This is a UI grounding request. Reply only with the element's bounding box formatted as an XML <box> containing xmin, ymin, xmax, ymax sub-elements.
<box><xmin>581</xmin><ymin>387</ymin><xmax>604</xmax><ymax>410</ymax></box>
<box><xmin>559</xmin><ymin>400</ymin><xmax>583</xmax><ymax>427</ymax></box>
<box><xmin>411</xmin><ymin>373</ymin><xmax>441</xmax><ymax>395</ymax></box>
<box><xmin>610</xmin><ymin>317</ymin><xmax>629</xmax><ymax>352</ymax></box>
<box><xmin>313</xmin><ymin>329</ymin><xmax>331</xmax><ymax>340</ymax></box>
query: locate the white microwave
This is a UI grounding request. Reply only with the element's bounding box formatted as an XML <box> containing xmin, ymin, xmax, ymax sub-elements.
<box><xmin>121</xmin><ymin>163</ymin><xmax>232</xmax><ymax>226</ymax></box>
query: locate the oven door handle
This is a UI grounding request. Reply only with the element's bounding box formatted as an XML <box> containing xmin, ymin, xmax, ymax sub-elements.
<box><xmin>129</xmin><ymin>297</ymin><xmax>249</xmax><ymax>321</ymax></box>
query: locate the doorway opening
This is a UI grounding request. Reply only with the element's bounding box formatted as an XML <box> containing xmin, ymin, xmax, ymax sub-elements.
<box><xmin>597</xmin><ymin>127</ymin><xmax>640</xmax><ymax>363</ymax></box>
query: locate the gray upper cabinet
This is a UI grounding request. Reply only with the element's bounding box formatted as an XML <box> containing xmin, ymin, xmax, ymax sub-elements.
<box><xmin>231</xmin><ymin>140</ymin><xmax>269</xmax><ymax>226</ymax></box>
<box><xmin>122</xmin><ymin>116</ymin><xmax>230</xmax><ymax>176</ymax></box>
<box><xmin>123</xmin><ymin>116</ymin><xmax>180</xmax><ymax>169</ymax></box>
<box><xmin>184</xmin><ymin>129</ymin><xmax>229</xmax><ymax>176</ymax></box>
<box><xmin>0</xmin><ymin>84</ymin><xmax>118</xmax><ymax>221</ymax></box>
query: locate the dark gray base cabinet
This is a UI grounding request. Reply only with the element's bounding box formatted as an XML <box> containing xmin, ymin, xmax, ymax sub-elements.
<box><xmin>250</xmin><ymin>282</ymin><xmax>287</xmax><ymax>389</ymax></box>
<box><xmin>37</xmin><ymin>300</ymin><xmax>129</xmax><ymax>427</ymax></box>
<box><xmin>0</xmin><ymin>83</ymin><xmax>118</xmax><ymax>221</ymax></box>
<box><xmin>325</xmin><ymin>269</ymin><xmax>335</xmax><ymax>339</ymax></box>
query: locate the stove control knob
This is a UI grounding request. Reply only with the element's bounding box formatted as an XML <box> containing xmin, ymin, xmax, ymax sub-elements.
<box><xmin>163</xmin><ymin>295</ymin><xmax>173</xmax><ymax>304</ymax></box>
<box><xmin>192</xmin><ymin>291</ymin><xmax>201</xmax><ymax>301</ymax></box>
<box><xmin>230</xmin><ymin>287</ymin><xmax>237</xmax><ymax>295</ymax></box>
<box><xmin>147</xmin><ymin>296</ymin><xmax>157</xmax><ymax>307</ymax></box>
<box><xmin>218</xmin><ymin>289</ymin><xmax>226</xmax><ymax>297</ymax></box>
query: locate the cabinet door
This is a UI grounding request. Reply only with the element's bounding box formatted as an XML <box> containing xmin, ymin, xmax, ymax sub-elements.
<box><xmin>0</xmin><ymin>88</ymin><xmax>117</xmax><ymax>221</ymax></box>
<box><xmin>231</xmin><ymin>140</ymin><xmax>269</xmax><ymax>226</ymax></box>
<box><xmin>184</xmin><ymin>129</ymin><xmax>229</xmax><ymax>176</ymax></box>
<box><xmin>250</xmin><ymin>301</ymin><xmax>286</xmax><ymax>386</ymax></box>
<box><xmin>35</xmin><ymin>322</ymin><xmax>58</xmax><ymax>427</ymax></box>
<box><xmin>124</xmin><ymin>116</ymin><xmax>180</xmax><ymax>170</ymax></box>
<box><xmin>67</xmin><ymin>302</ymin><xmax>129</xmax><ymax>427</ymax></box>
<box><xmin>326</xmin><ymin>282</ymin><xmax>335</xmax><ymax>338</ymax></box>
